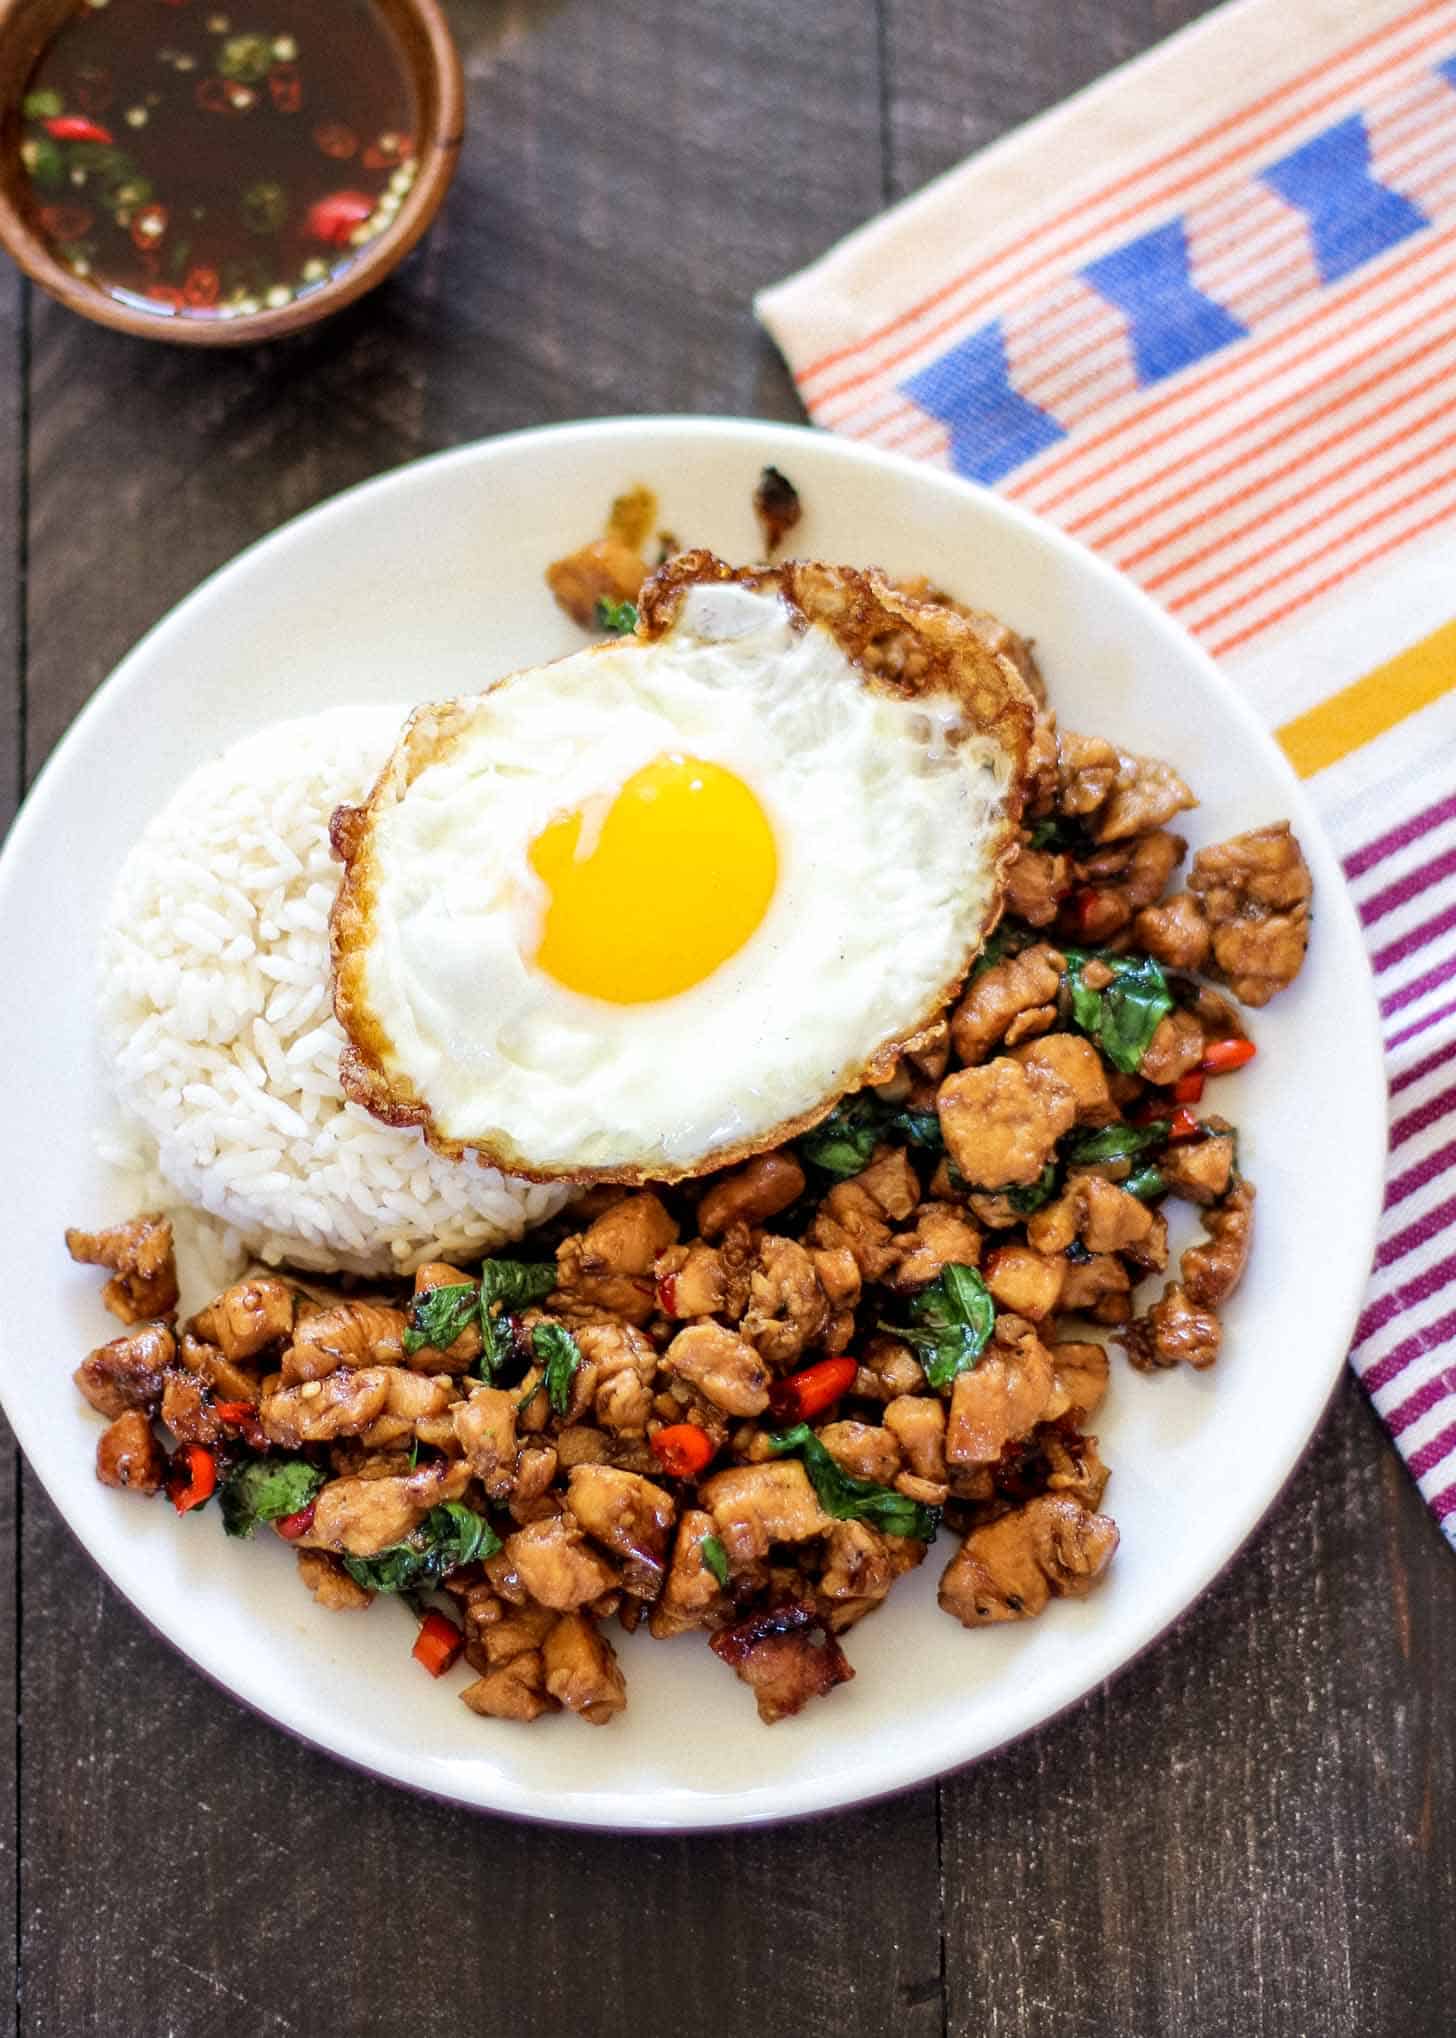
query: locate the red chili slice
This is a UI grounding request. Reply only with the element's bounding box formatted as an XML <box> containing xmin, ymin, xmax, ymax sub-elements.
<box><xmin>166</xmin><ymin>1444</ymin><xmax>217</xmax><ymax>1515</ymax></box>
<box><xmin>650</xmin><ymin>1423</ymin><xmax>716</xmax><ymax>1480</ymax></box>
<box><xmin>305</xmin><ymin>190</ymin><xmax>373</xmax><ymax>245</ymax></box>
<box><xmin>213</xmin><ymin>1399</ymin><xmax>267</xmax><ymax>1449</ymax></box>
<box><xmin>42</xmin><ymin>115</ymin><xmax>113</xmax><ymax>144</ymax></box>
<box><xmin>1167</xmin><ymin>1105</ymin><xmax>1203</xmax><ymax>1141</ymax></box>
<box><xmin>1201</xmin><ymin>1037</ymin><xmax>1257</xmax><ymax>1076</ymax></box>
<box><xmin>412</xmin><ymin>1610</ymin><xmax>464</xmax><ymax>1677</ymax></box>
<box><xmin>182</xmin><ymin>265</ymin><xmax>221</xmax><ymax>309</ymax></box>
<box><xmin>769</xmin><ymin>1355</ymin><xmax>858</xmax><ymax>1424</ymax></box>
<box><xmin>655</xmin><ymin>1270</ymin><xmax>679</xmax><ymax>1315</ymax></box>
<box><xmin>275</xmin><ymin>1502</ymin><xmax>316</xmax><ymax>1542</ymax></box>
<box><xmin>1173</xmin><ymin>1071</ymin><xmax>1205</xmax><ymax>1104</ymax></box>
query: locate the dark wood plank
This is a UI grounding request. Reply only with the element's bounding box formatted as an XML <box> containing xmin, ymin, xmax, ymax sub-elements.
<box><xmin>880</xmin><ymin>0</ymin><xmax>1221</xmax><ymax>201</ymax></box>
<box><xmin>15</xmin><ymin>5</ymin><xmax>943</xmax><ymax>2036</ymax></box>
<box><xmin>0</xmin><ymin>257</ymin><xmax>27</xmax><ymax>2038</ymax></box>
<box><xmin>879</xmin><ymin>4</ymin><xmax>1456</xmax><ymax>2032</ymax></box>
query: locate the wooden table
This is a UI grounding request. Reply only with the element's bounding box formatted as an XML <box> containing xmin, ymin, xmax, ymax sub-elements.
<box><xmin>2</xmin><ymin>4</ymin><xmax>1452</xmax><ymax>2032</ymax></box>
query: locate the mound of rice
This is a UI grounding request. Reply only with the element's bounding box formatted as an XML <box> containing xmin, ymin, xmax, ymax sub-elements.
<box><xmin>99</xmin><ymin>706</ymin><xmax>572</xmax><ymax>1276</ymax></box>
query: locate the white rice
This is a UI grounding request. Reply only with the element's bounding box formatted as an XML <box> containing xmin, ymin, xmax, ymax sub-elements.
<box><xmin>98</xmin><ymin>706</ymin><xmax>572</xmax><ymax>1276</ymax></box>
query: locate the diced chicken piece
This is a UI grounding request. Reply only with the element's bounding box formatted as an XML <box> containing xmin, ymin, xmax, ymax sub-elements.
<box><xmin>1052</xmin><ymin>1341</ymin><xmax>1110</xmax><ymax>1421</ymax></box>
<box><xmin>1011</xmin><ymin>1032</ymin><xmax>1115</xmax><ymax>1125</ymax></box>
<box><xmin>300</xmin><ymin>1457</ymin><xmax>470</xmax><ymax>1557</ymax></box>
<box><xmin>296</xmin><ymin>1549</ymin><xmax>374</xmax><ymax>1610</ymax></box>
<box><xmin>665</xmin><ymin>1322</ymin><xmax>770</xmax><ymax>1415</ymax></box>
<box><xmin>808</xmin><ymin>1150</ymin><xmax>920</xmax><ymax>1282</ymax></box>
<box><xmin>854</xmin><ymin>1334</ymin><xmax>926</xmax><ymax>1403</ymax></box>
<box><xmin>883</xmin><ymin>1395</ymin><xmax>947</xmax><ymax>1483</ymax></box>
<box><xmin>581</xmin><ymin>1321</ymin><xmax>657</xmax><ymax>1435</ymax></box>
<box><xmin>95</xmin><ymin>1409</ymin><xmax>164</xmax><ymax>1493</ymax></box>
<box><xmin>360</xmin><ymin>1368</ymin><xmax>454</xmax><ymax>1450</ymax></box>
<box><xmin>1139</xmin><ymin>1009</ymin><xmax>1206</xmax><ymax>1086</ymax></box>
<box><xmin>817</xmin><ymin>1520</ymin><xmax>899</xmax><ymax>1630</ymax></box>
<box><xmin>654</xmin><ymin>1240</ymin><xmax>732</xmax><ymax>1319</ymax></box>
<box><xmin>281</xmin><ymin>1303</ymin><xmax>406</xmax><ymax>1385</ymax></box>
<box><xmin>1121</xmin><ymin>1283</ymin><xmax>1222</xmax><ymax>1371</ymax></box>
<box><xmin>542</xmin><ymin>1613</ymin><xmax>628</xmax><ymax>1724</ymax></box>
<box><xmin>950</xmin><ymin>943</ymin><xmax>1066</xmax><ymax>1066</ymax></box>
<box><xmin>888</xmin><ymin>1204</ymin><xmax>982</xmax><ymax>1292</ymax></box>
<box><xmin>260</xmin><ymin>1366</ymin><xmax>392</xmax><ymax>1448</ymax></box>
<box><xmin>1003</xmin><ymin>843</ymin><xmax>1071</xmax><ymax>928</ymax></box>
<box><xmin>741</xmin><ymin>1236</ymin><xmax>830</xmax><ymax>1367</ymax></box>
<box><xmin>1058</xmin><ymin>1252</ymin><xmax>1132</xmax><ymax>1316</ymax></box>
<box><xmin>510</xmin><ymin>1443</ymin><xmax>559</xmax><ymax>1516</ymax></box>
<box><xmin>649</xmin><ymin>1509</ymin><xmax>729</xmax><ymax>1639</ymax></box>
<box><xmin>452</xmin><ymin>1385</ymin><xmax>519</xmax><ymax>1498</ymax></box>
<box><xmin>566</xmin><ymin>1464</ymin><xmax>675</xmax><ymax>1596</ymax></box>
<box><xmin>709</xmin><ymin>1602</ymin><xmax>854</xmax><ymax>1723</ymax></box>
<box><xmin>191</xmin><ymin>1275</ymin><xmax>295</xmax><ymax>1360</ymax></box>
<box><xmin>74</xmin><ymin>1321</ymin><xmax>174</xmax><ymax>1420</ymax></box>
<box><xmin>159</xmin><ymin>1371</ymin><xmax>222</xmax><ymax>1445</ymax></box>
<box><xmin>1158</xmin><ymin>1127</ymin><xmax>1236</xmax><ymax>1206</ymax></box>
<box><xmin>1188</xmin><ymin>822</ymin><xmax>1312</xmax><ymax>1005</ymax></box>
<box><xmin>1181</xmin><ymin>1180</ymin><xmax>1255</xmax><ymax>1309</ymax></box>
<box><xmin>1057</xmin><ymin>729</ymin><xmax>1120</xmax><ymax>816</ymax></box>
<box><xmin>1024</xmin><ymin>708</ymin><xmax>1060</xmax><ymax>812</ymax></box>
<box><xmin>65</xmin><ymin>1214</ymin><xmax>178</xmax><ymax>1324</ymax></box>
<box><xmin>505</xmin><ymin>1513</ymin><xmax>618</xmax><ymax>1611</ymax></box>
<box><xmin>407</xmin><ymin>1260</ymin><xmax>482</xmax><ymax>1368</ymax></box>
<box><xmin>945</xmin><ymin>1321</ymin><xmax>1058</xmax><ymax>1466</ymax></box>
<box><xmin>982</xmin><ymin>1243</ymin><xmax>1065</xmax><ymax>1321</ymax></box>
<box><xmin>701</xmin><ymin>1460</ymin><xmax>829</xmax><ymax>1566</ymax></box>
<box><xmin>555</xmin><ymin>1424</ymin><xmax>613</xmax><ymax>1468</ymax></box>
<box><xmin>461</xmin><ymin>1652</ymin><xmax>557</xmax><ymax>1722</ymax></box>
<box><xmin>553</xmin><ymin>1193</ymin><xmax>677</xmax><ymax>1325</ymax></box>
<box><xmin>1094</xmin><ymin>749</ymin><xmax>1196</xmax><ymax>842</ymax></box>
<box><xmin>1132</xmin><ymin>890</ymin><xmax>1211</xmax><ymax>972</ymax></box>
<box><xmin>1080</xmin><ymin>1177</ymin><xmax>1155</xmax><ymax>1254</ymax></box>
<box><xmin>906</xmin><ymin>1017</ymin><xmax>951</xmax><ymax>1081</ymax></box>
<box><xmin>1043</xmin><ymin>1429</ymin><xmax>1111</xmax><ymax>1512</ymax></box>
<box><xmin>545</xmin><ymin>534</ymin><xmax>646</xmax><ymax>630</ymax></box>
<box><xmin>816</xmin><ymin>1420</ymin><xmax>901</xmax><ymax>1485</ymax></box>
<box><xmin>697</xmin><ymin>1152</ymin><xmax>806</xmax><ymax>1238</ymax></box>
<box><xmin>937</xmin><ymin>1056</ymin><xmax>1076</xmax><ymax>1188</ymax></box>
<box><xmin>938</xmin><ymin>1496</ymin><xmax>1119</xmax><ymax>1625</ymax></box>
<box><xmin>465</xmin><ymin>1602</ymin><xmax>556</xmax><ymax>1670</ymax></box>
<box><xmin>175</xmin><ymin>1331</ymin><xmax>260</xmax><ymax>1405</ymax></box>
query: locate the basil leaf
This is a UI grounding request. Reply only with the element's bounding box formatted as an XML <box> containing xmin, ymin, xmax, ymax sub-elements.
<box><xmin>799</xmin><ymin>1094</ymin><xmax>943</xmax><ymax>1177</ymax></box>
<box><xmin>1124</xmin><ymin>1164</ymin><xmax>1166</xmax><ymax>1201</ymax></box>
<box><xmin>768</xmin><ymin>1424</ymin><xmax>939</xmax><ymax>1542</ymax></box>
<box><xmin>595</xmin><ymin>595</ymin><xmax>638</xmax><ymax>635</ymax></box>
<box><xmin>1063</xmin><ymin>1120</ymin><xmax>1170</xmax><ymax>1166</ymax></box>
<box><xmin>343</xmin><ymin>1502</ymin><xmax>500</xmax><ymax>1595</ymax></box>
<box><xmin>532</xmin><ymin>1322</ymin><xmax>583</xmax><ymax>1417</ymax></box>
<box><xmin>1006</xmin><ymin>1161</ymin><xmax>1060</xmax><ymax>1214</ymax></box>
<box><xmin>402</xmin><ymin>1282</ymin><xmax>478</xmax><ymax>1358</ymax></box>
<box><xmin>479</xmin><ymin>1259</ymin><xmax>557</xmax><ymax>1379</ymax></box>
<box><xmin>798</xmin><ymin>1095</ymin><xmax>885</xmax><ymax>1178</ymax></box>
<box><xmin>1062</xmin><ymin>949</ymin><xmax>1173</xmax><ymax>1076</ymax></box>
<box><xmin>701</xmin><ymin>1534</ymin><xmax>731</xmax><ymax>1589</ymax></box>
<box><xmin>884</xmin><ymin>1262</ymin><xmax>996</xmax><ymax>1391</ymax></box>
<box><xmin>220</xmin><ymin>1457</ymin><xmax>324</xmax><ymax>1540</ymax></box>
<box><xmin>889</xmin><ymin>1107</ymin><xmax>944</xmax><ymax>1153</ymax></box>
<box><xmin>1027</xmin><ymin>816</ymin><xmax>1087</xmax><ymax>853</ymax></box>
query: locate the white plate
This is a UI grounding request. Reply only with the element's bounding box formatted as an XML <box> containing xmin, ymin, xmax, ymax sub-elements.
<box><xmin>0</xmin><ymin>417</ymin><xmax>1385</xmax><ymax>1830</ymax></box>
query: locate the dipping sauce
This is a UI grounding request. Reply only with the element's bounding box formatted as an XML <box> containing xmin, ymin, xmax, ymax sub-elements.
<box><xmin>17</xmin><ymin>0</ymin><xmax>418</xmax><ymax>323</ymax></box>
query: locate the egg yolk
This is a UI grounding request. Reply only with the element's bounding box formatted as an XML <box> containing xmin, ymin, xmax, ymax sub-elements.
<box><xmin>529</xmin><ymin>754</ymin><xmax>778</xmax><ymax>1003</ymax></box>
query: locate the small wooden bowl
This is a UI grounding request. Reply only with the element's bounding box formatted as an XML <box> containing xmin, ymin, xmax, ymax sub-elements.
<box><xmin>0</xmin><ymin>0</ymin><xmax>463</xmax><ymax>345</ymax></box>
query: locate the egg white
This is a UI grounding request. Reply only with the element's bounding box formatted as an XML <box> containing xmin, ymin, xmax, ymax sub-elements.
<box><xmin>349</xmin><ymin>583</ymin><xmax>1016</xmax><ymax>1174</ymax></box>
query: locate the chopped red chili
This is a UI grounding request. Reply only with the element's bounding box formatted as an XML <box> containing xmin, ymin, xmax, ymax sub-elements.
<box><xmin>412</xmin><ymin>1610</ymin><xmax>464</xmax><ymax>1678</ymax></box>
<box><xmin>213</xmin><ymin>1399</ymin><xmax>268</xmax><ymax>1450</ymax></box>
<box><xmin>166</xmin><ymin>1443</ymin><xmax>217</xmax><ymax>1515</ymax></box>
<box><xmin>275</xmin><ymin>1501</ymin><xmax>316</xmax><ymax>1542</ymax></box>
<box><xmin>1167</xmin><ymin>1105</ymin><xmax>1203</xmax><ymax>1141</ymax></box>
<box><xmin>655</xmin><ymin>1270</ymin><xmax>679</xmax><ymax>1316</ymax></box>
<box><xmin>650</xmin><ymin>1423</ymin><xmax>716</xmax><ymax>1480</ymax></box>
<box><xmin>42</xmin><ymin>113</ymin><xmax>112</xmax><ymax>143</ymax></box>
<box><xmin>1173</xmin><ymin>1071</ymin><xmax>1206</xmax><ymax>1104</ymax></box>
<box><xmin>1201</xmin><ymin>1037</ymin><xmax>1256</xmax><ymax>1075</ymax></box>
<box><xmin>769</xmin><ymin>1355</ymin><xmax>858</xmax><ymax>1424</ymax></box>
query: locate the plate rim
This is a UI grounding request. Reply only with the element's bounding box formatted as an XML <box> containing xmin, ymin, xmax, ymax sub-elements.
<box><xmin>0</xmin><ymin>413</ymin><xmax>1389</xmax><ymax>1830</ymax></box>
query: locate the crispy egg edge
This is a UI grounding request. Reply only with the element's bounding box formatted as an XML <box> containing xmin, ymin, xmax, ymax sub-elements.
<box><xmin>328</xmin><ymin>551</ymin><xmax>1036</xmax><ymax>1185</ymax></box>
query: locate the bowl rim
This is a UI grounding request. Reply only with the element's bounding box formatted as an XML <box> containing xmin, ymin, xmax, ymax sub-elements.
<box><xmin>0</xmin><ymin>0</ymin><xmax>464</xmax><ymax>345</ymax></box>
<box><xmin>0</xmin><ymin>415</ymin><xmax>1389</xmax><ymax>1829</ymax></box>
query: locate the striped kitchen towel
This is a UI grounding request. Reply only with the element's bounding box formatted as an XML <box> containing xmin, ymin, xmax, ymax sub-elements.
<box><xmin>758</xmin><ymin>0</ymin><xmax>1456</xmax><ymax>1547</ymax></box>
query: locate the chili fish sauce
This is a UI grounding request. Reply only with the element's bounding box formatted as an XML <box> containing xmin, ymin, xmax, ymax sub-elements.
<box><xmin>17</xmin><ymin>0</ymin><xmax>418</xmax><ymax>322</ymax></box>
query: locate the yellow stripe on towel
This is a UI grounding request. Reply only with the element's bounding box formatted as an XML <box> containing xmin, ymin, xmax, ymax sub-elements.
<box><xmin>1278</xmin><ymin>620</ymin><xmax>1456</xmax><ymax>779</ymax></box>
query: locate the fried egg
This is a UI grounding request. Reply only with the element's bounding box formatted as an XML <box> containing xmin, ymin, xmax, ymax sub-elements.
<box><xmin>331</xmin><ymin>554</ymin><xmax>1033</xmax><ymax>1181</ymax></box>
